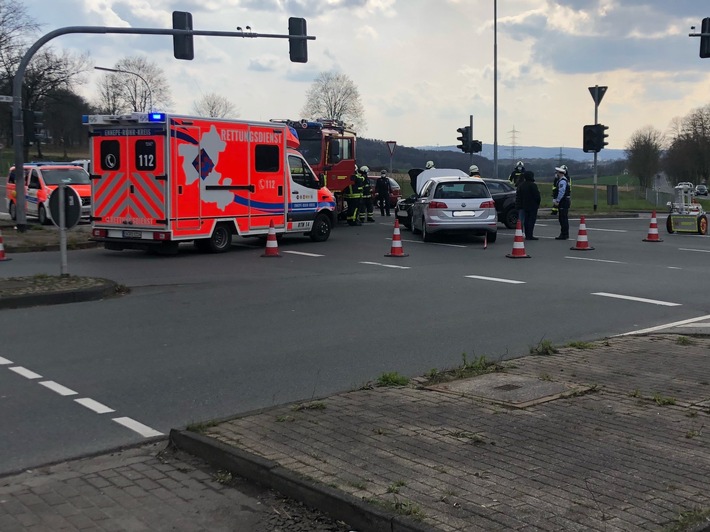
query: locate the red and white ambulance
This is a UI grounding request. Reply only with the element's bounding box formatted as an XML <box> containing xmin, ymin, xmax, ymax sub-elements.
<box><xmin>83</xmin><ymin>112</ymin><xmax>336</xmax><ymax>253</ymax></box>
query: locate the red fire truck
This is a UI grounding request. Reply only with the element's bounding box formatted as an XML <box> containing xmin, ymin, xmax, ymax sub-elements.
<box><xmin>271</xmin><ymin>119</ymin><xmax>357</xmax><ymax>217</ymax></box>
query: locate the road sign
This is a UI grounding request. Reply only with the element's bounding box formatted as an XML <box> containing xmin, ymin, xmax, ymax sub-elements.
<box><xmin>49</xmin><ymin>185</ymin><xmax>81</xmax><ymax>229</ymax></box>
<box><xmin>0</xmin><ymin>95</ymin><xmax>13</xmax><ymax>103</ymax></box>
<box><xmin>588</xmin><ymin>86</ymin><xmax>607</xmax><ymax>106</ymax></box>
<box><xmin>386</xmin><ymin>141</ymin><xmax>396</xmax><ymax>156</ymax></box>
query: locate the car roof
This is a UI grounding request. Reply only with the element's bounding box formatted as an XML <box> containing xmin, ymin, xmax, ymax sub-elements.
<box><xmin>415</xmin><ymin>168</ymin><xmax>469</xmax><ymax>194</ymax></box>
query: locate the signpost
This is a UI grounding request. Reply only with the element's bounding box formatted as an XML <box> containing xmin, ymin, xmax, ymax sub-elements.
<box><xmin>48</xmin><ymin>183</ymin><xmax>81</xmax><ymax>276</ymax></box>
<box><xmin>588</xmin><ymin>85</ymin><xmax>608</xmax><ymax>212</ymax></box>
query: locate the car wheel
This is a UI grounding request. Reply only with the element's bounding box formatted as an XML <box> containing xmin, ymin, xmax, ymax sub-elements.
<box><xmin>309</xmin><ymin>213</ymin><xmax>331</xmax><ymax>242</ymax></box>
<box><xmin>487</xmin><ymin>231</ymin><xmax>497</xmax><ymax>243</ymax></box>
<box><xmin>207</xmin><ymin>223</ymin><xmax>232</xmax><ymax>253</ymax></box>
<box><xmin>504</xmin><ymin>208</ymin><xmax>518</xmax><ymax>230</ymax></box>
<box><xmin>698</xmin><ymin>215</ymin><xmax>708</xmax><ymax>235</ymax></box>
<box><xmin>403</xmin><ymin>215</ymin><xmax>412</xmax><ymax>230</ymax></box>
<box><xmin>8</xmin><ymin>201</ymin><xmax>16</xmax><ymax>221</ymax></box>
<box><xmin>38</xmin><ymin>204</ymin><xmax>50</xmax><ymax>225</ymax></box>
<box><xmin>422</xmin><ymin>218</ymin><xmax>433</xmax><ymax>242</ymax></box>
<box><xmin>666</xmin><ymin>215</ymin><xmax>674</xmax><ymax>234</ymax></box>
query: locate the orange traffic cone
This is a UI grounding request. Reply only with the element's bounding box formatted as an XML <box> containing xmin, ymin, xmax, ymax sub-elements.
<box><xmin>506</xmin><ymin>220</ymin><xmax>530</xmax><ymax>259</ymax></box>
<box><xmin>570</xmin><ymin>216</ymin><xmax>595</xmax><ymax>251</ymax></box>
<box><xmin>0</xmin><ymin>230</ymin><xmax>10</xmax><ymax>261</ymax></box>
<box><xmin>385</xmin><ymin>219</ymin><xmax>409</xmax><ymax>257</ymax></box>
<box><xmin>643</xmin><ymin>211</ymin><xmax>663</xmax><ymax>242</ymax></box>
<box><xmin>261</xmin><ymin>219</ymin><xmax>281</xmax><ymax>257</ymax></box>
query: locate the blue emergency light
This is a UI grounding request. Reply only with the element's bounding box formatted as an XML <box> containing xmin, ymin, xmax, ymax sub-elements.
<box><xmin>148</xmin><ymin>112</ymin><xmax>166</xmax><ymax>122</ymax></box>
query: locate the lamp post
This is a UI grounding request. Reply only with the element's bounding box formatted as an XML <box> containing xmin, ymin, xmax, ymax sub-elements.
<box><xmin>493</xmin><ymin>0</ymin><xmax>498</xmax><ymax>179</ymax></box>
<box><xmin>94</xmin><ymin>66</ymin><xmax>153</xmax><ymax>112</ymax></box>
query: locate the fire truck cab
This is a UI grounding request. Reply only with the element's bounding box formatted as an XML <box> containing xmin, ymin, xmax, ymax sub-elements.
<box><xmin>84</xmin><ymin>112</ymin><xmax>336</xmax><ymax>254</ymax></box>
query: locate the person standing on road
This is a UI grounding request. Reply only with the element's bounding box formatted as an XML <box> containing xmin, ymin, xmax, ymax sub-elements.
<box><xmin>344</xmin><ymin>164</ymin><xmax>363</xmax><ymax>226</ymax></box>
<box><xmin>469</xmin><ymin>164</ymin><xmax>481</xmax><ymax>177</ymax></box>
<box><xmin>358</xmin><ymin>165</ymin><xmax>375</xmax><ymax>223</ymax></box>
<box><xmin>509</xmin><ymin>161</ymin><xmax>525</xmax><ymax>187</ymax></box>
<box><xmin>550</xmin><ymin>164</ymin><xmax>568</xmax><ymax>216</ymax></box>
<box><xmin>553</xmin><ymin>166</ymin><xmax>571</xmax><ymax>240</ymax></box>
<box><xmin>515</xmin><ymin>171</ymin><xmax>541</xmax><ymax>240</ymax></box>
<box><xmin>376</xmin><ymin>169</ymin><xmax>393</xmax><ymax>216</ymax></box>
<box><xmin>425</xmin><ymin>161</ymin><xmax>435</xmax><ymax>170</ymax></box>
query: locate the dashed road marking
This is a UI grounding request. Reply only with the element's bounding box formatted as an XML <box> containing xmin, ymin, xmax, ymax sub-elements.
<box><xmin>360</xmin><ymin>261</ymin><xmax>410</xmax><ymax>269</ymax></box>
<box><xmin>592</xmin><ymin>292</ymin><xmax>681</xmax><ymax>307</ymax></box>
<box><xmin>9</xmin><ymin>366</ymin><xmax>42</xmax><ymax>379</ymax></box>
<box><xmin>565</xmin><ymin>256</ymin><xmax>625</xmax><ymax>264</ymax></box>
<box><xmin>465</xmin><ymin>275</ymin><xmax>525</xmax><ymax>284</ymax></box>
<box><xmin>0</xmin><ymin>356</ymin><xmax>13</xmax><ymax>365</ymax></box>
<box><xmin>40</xmin><ymin>381</ymin><xmax>78</xmax><ymax>396</ymax></box>
<box><xmin>75</xmin><ymin>398</ymin><xmax>115</xmax><ymax>414</ymax></box>
<box><xmin>679</xmin><ymin>248</ymin><xmax>710</xmax><ymax>253</ymax></box>
<box><xmin>113</xmin><ymin>417</ymin><xmax>163</xmax><ymax>438</ymax></box>
<box><xmin>282</xmin><ymin>251</ymin><xmax>324</xmax><ymax>257</ymax></box>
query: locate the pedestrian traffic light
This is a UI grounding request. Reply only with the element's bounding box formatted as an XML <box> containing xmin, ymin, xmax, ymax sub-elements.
<box><xmin>470</xmin><ymin>140</ymin><xmax>483</xmax><ymax>153</ymax></box>
<box><xmin>583</xmin><ymin>124</ymin><xmax>597</xmax><ymax>153</ymax></box>
<box><xmin>288</xmin><ymin>17</ymin><xmax>308</xmax><ymax>63</ymax></box>
<box><xmin>456</xmin><ymin>126</ymin><xmax>471</xmax><ymax>153</ymax></box>
<box><xmin>700</xmin><ymin>17</ymin><xmax>710</xmax><ymax>58</ymax></box>
<box><xmin>172</xmin><ymin>11</ymin><xmax>194</xmax><ymax>60</ymax></box>
<box><xmin>594</xmin><ymin>123</ymin><xmax>609</xmax><ymax>151</ymax></box>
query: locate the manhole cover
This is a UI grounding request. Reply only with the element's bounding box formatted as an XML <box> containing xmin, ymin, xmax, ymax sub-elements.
<box><xmin>427</xmin><ymin>373</ymin><xmax>590</xmax><ymax>408</ymax></box>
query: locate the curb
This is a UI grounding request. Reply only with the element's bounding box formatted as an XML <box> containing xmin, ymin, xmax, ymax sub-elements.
<box><xmin>169</xmin><ymin>429</ymin><xmax>436</xmax><ymax>532</ymax></box>
<box><xmin>0</xmin><ymin>279</ymin><xmax>120</xmax><ymax>310</ymax></box>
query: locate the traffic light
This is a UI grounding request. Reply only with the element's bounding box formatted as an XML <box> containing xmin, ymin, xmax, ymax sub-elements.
<box><xmin>701</xmin><ymin>17</ymin><xmax>710</xmax><ymax>58</ymax></box>
<box><xmin>288</xmin><ymin>17</ymin><xmax>308</xmax><ymax>63</ymax></box>
<box><xmin>172</xmin><ymin>11</ymin><xmax>194</xmax><ymax>60</ymax></box>
<box><xmin>594</xmin><ymin>123</ymin><xmax>609</xmax><ymax>151</ymax></box>
<box><xmin>22</xmin><ymin>109</ymin><xmax>35</xmax><ymax>143</ymax></box>
<box><xmin>33</xmin><ymin>111</ymin><xmax>45</xmax><ymax>142</ymax></box>
<box><xmin>583</xmin><ymin>124</ymin><xmax>597</xmax><ymax>153</ymax></box>
<box><xmin>470</xmin><ymin>140</ymin><xmax>483</xmax><ymax>153</ymax></box>
<box><xmin>456</xmin><ymin>126</ymin><xmax>471</xmax><ymax>153</ymax></box>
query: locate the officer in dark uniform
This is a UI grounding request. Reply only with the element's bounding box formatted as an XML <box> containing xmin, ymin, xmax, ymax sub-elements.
<box><xmin>509</xmin><ymin>161</ymin><xmax>525</xmax><ymax>187</ymax></box>
<box><xmin>358</xmin><ymin>166</ymin><xmax>375</xmax><ymax>223</ymax></box>
<box><xmin>344</xmin><ymin>164</ymin><xmax>363</xmax><ymax>226</ymax></box>
<box><xmin>376</xmin><ymin>170</ymin><xmax>393</xmax><ymax>216</ymax></box>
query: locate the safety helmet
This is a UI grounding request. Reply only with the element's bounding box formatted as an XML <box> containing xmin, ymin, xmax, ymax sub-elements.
<box><xmin>381</xmin><ymin>169</ymin><xmax>387</xmax><ymax>175</ymax></box>
<box><xmin>469</xmin><ymin>164</ymin><xmax>479</xmax><ymax>174</ymax></box>
<box><xmin>516</xmin><ymin>161</ymin><xmax>524</xmax><ymax>170</ymax></box>
<box><xmin>425</xmin><ymin>161</ymin><xmax>434</xmax><ymax>169</ymax></box>
<box><xmin>560</xmin><ymin>164</ymin><xmax>568</xmax><ymax>172</ymax></box>
<box><xmin>360</xmin><ymin>165</ymin><xmax>369</xmax><ymax>173</ymax></box>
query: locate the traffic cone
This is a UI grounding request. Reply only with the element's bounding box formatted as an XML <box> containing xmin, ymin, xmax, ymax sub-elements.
<box><xmin>506</xmin><ymin>220</ymin><xmax>530</xmax><ymax>259</ymax></box>
<box><xmin>385</xmin><ymin>219</ymin><xmax>409</xmax><ymax>257</ymax></box>
<box><xmin>570</xmin><ymin>216</ymin><xmax>595</xmax><ymax>251</ymax></box>
<box><xmin>0</xmin><ymin>230</ymin><xmax>10</xmax><ymax>261</ymax></box>
<box><xmin>643</xmin><ymin>211</ymin><xmax>663</xmax><ymax>242</ymax></box>
<box><xmin>261</xmin><ymin>219</ymin><xmax>281</xmax><ymax>257</ymax></box>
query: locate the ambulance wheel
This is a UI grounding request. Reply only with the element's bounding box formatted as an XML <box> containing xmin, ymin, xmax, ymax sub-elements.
<box><xmin>666</xmin><ymin>216</ymin><xmax>674</xmax><ymax>234</ymax></box>
<box><xmin>38</xmin><ymin>205</ymin><xmax>50</xmax><ymax>225</ymax></box>
<box><xmin>698</xmin><ymin>215</ymin><xmax>708</xmax><ymax>235</ymax></box>
<box><xmin>309</xmin><ymin>213</ymin><xmax>331</xmax><ymax>242</ymax></box>
<box><xmin>8</xmin><ymin>201</ymin><xmax>16</xmax><ymax>221</ymax></box>
<box><xmin>207</xmin><ymin>223</ymin><xmax>232</xmax><ymax>253</ymax></box>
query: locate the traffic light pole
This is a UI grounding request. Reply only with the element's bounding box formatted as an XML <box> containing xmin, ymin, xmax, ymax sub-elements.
<box><xmin>469</xmin><ymin>115</ymin><xmax>474</xmax><ymax>166</ymax></box>
<box><xmin>593</xmin><ymin>102</ymin><xmax>599</xmax><ymax>212</ymax></box>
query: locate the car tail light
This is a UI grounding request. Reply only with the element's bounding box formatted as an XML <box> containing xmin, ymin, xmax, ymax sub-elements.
<box><xmin>153</xmin><ymin>232</ymin><xmax>171</xmax><ymax>241</ymax></box>
<box><xmin>480</xmin><ymin>200</ymin><xmax>495</xmax><ymax>209</ymax></box>
<box><xmin>92</xmin><ymin>228</ymin><xmax>107</xmax><ymax>238</ymax></box>
<box><xmin>428</xmin><ymin>201</ymin><xmax>447</xmax><ymax>209</ymax></box>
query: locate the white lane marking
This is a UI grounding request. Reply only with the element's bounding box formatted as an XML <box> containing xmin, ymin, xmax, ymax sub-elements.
<box><xmin>0</xmin><ymin>356</ymin><xmax>13</xmax><ymax>365</ymax></box>
<box><xmin>113</xmin><ymin>417</ymin><xmax>163</xmax><ymax>438</ymax></box>
<box><xmin>615</xmin><ymin>314</ymin><xmax>710</xmax><ymax>336</ymax></box>
<box><xmin>40</xmin><ymin>381</ymin><xmax>78</xmax><ymax>396</ymax></box>
<box><xmin>676</xmin><ymin>323</ymin><xmax>710</xmax><ymax>328</ymax></box>
<box><xmin>565</xmin><ymin>256</ymin><xmax>625</xmax><ymax>264</ymax></box>
<box><xmin>74</xmin><ymin>398</ymin><xmax>115</xmax><ymax>414</ymax></box>
<box><xmin>679</xmin><ymin>248</ymin><xmax>710</xmax><ymax>253</ymax></box>
<box><xmin>465</xmin><ymin>275</ymin><xmax>525</xmax><ymax>284</ymax></box>
<box><xmin>399</xmin><ymin>239</ymin><xmax>467</xmax><ymax>248</ymax></box>
<box><xmin>667</xmin><ymin>266</ymin><xmax>683</xmax><ymax>270</ymax></box>
<box><xmin>592</xmin><ymin>292</ymin><xmax>681</xmax><ymax>307</ymax></box>
<box><xmin>360</xmin><ymin>261</ymin><xmax>410</xmax><ymax>270</ymax></box>
<box><xmin>585</xmin><ymin>227</ymin><xmax>626</xmax><ymax>232</ymax></box>
<box><xmin>9</xmin><ymin>366</ymin><xmax>42</xmax><ymax>379</ymax></box>
<box><xmin>282</xmin><ymin>251</ymin><xmax>324</xmax><ymax>257</ymax></box>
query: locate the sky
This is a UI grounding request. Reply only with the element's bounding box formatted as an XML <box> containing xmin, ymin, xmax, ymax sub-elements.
<box><xmin>20</xmin><ymin>0</ymin><xmax>710</xmax><ymax>154</ymax></box>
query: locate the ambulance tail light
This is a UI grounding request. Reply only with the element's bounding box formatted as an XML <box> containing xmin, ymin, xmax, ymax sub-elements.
<box><xmin>153</xmin><ymin>232</ymin><xmax>171</xmax><ymax>241</ymax></box>
<box><xmin>92</xmin><ymin>228</ymin><xmax>107</xmax><ymax>238</ymax></box>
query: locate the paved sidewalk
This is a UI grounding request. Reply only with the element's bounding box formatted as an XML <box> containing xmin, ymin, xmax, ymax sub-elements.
<box><xmin>172</xmin><ymin>333</ymin><xmax>710</xmax><ymax>532</ymax></box>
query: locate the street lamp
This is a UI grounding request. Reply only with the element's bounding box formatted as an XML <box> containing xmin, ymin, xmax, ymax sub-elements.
<box><xmin>94</xmin><ymin>66</ymin><xmax>153</xmax><ymax>112</ymax></box>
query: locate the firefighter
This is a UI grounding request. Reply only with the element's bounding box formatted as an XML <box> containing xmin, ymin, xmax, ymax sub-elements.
<box><xmin>469</xmin><ymin>164</ymin><xmax>481</xmax><ymax>177</ymax></box>
<box><xmin>509</xmin><ymin>161</ymin><xmax>525</xmax><ymax>187</ymax></box>
<box><xmin>358</xmin><ymin>165</ymin><xmax>375</xmax><ymax>223</ymax></box>
<box><xmin>376</xmin><ymin>169</ymin><xmax>393</xmax><ymax>216</ymax></box>
<box><xmin>344</xmin><ymin>164</ymin><xmax>363</xmax><ymax>226</ymax></box>
<box><xmin>425</xmin><ymin>161</ymin><xmax>435</xmax><ymax>170</ymax></box>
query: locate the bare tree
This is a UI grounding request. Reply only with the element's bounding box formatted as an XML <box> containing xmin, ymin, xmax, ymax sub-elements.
<box><xmin>94</xmin><ymin>55</ymin><xmax>172</xmax><ymax>113</ymax></box>
<box><xmin>663</xmin><ymin>105</ymin><xmax>710</xmax><ymax>185</ymax></box>
<box><xmin>625</xmin><ymin>126</ymin><xmax>664</xmax><ymax>189</ymax></box>
<box><xmin>300</xmin><ymin>71</ymin><xmax>366</xmax><ymax>133</ymax></box>
<box><xmin>192</xmin><ymin>92</ymin><xmax>238</xmax><ymax>118</ymax></box>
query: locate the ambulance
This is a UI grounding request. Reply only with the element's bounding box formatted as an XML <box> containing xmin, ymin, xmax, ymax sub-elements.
<box><xmin>83</xmin><ymin>112</ymin><xmax>336</xmax><ymax>253</ymax></box>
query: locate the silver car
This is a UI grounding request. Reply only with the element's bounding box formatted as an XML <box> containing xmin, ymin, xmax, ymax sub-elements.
<box><xmin>411</xmin><ymin>170</ymin><xmax>497</xmax><ymax>242</ymax></box>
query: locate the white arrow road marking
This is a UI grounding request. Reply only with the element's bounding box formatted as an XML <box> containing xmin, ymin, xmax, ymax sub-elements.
<box><xmin>75</xmin><ymin>398</ymin><xmax>115</xmax><ymax>414</ymax></box>
<box><xmin>592</xmin><ymin>292</ymin><xmax>681</xmax><ymax>307</ymax></box>
<box><xmin>40</xmin><ymin>381</ymin><xmax>77</xmax><ymax>396</ymax></box>
<box><xmin>282</xmin><ymin>251</ymin><xmax>324</xmax><ymax>257</ymax></box>
<box><xmin>360</xmin><ymin>261</ymin><xmax>411</xmax><ymax>269</ymax></box>
<box><xmin>9</xmin><ymin>366</ymin><xmax>42</xmax><ymax>379</ymax></box>
<box><xmin>465</xmin><ymin>275</ymin><xmax>525</xmax><ymax>284</ymax></box>
<box><xmin>113</xmin><ymin>417</ymin><xmax>163</xmax><ymax>438</ymax></box>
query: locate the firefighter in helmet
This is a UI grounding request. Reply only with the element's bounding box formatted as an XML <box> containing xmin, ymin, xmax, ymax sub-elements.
<box><xmin>425</xmin><ymin>161</ymin><xmax>435</xmax><ymax>170</ymax></box>
<box><xmin>509</xmin><ymin>161</ymin><xmax>525</xmax><ymax>187</ymax></box>
<box><xmin>469</xmin><ymin>164</ymin><xmax>481</xmax><ymax>177</ymax></box>
<box><xmin>344</xmin><ymin>163</ymin><xmax>363</xmax><ymax>226</ymax></box>
<box><xmin>358</xmin><ymin>165</ymin><xmax>375</xmax><ymax>223</ymax></box>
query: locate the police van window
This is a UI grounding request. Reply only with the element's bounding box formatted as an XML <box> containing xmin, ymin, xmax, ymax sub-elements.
<box><xmin>288</xmin><ymin>155</ymin><xmax>319</xmax><ymax>189</ymax></box>
<box><xmin>100</xmin><ymin>140</ymin><xmax>121</xmax><ymax>171</ymax></box>
<box><xmin>135</xmin><ymin>140</ymin><xmax>156</xmax><ymax>171</ymax></box>
<box><xmin>255</xmin><ymin>145</ymin><xmax>279</xmax><ymax>172</ymax></box>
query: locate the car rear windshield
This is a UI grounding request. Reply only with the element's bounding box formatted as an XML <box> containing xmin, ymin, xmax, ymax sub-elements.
<box><xmin>434</xmin><ymin>182</ymin><xmax>489</xmax><ymax>199</ymax></box>
<box><xmin>42</xmin><ymin>168</ymin><xmax>91</xmax><ymax>185</ymax></box>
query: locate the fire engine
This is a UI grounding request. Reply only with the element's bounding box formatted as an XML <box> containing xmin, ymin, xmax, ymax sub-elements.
<box><xmin>271</xmin><ymin>118</ymin><xmax>357</xmax><ymax>217</ymax></box>
<box><xmin>83</xmin><ymin>112</ymin><xmax>336</xmax><ymax>254</ymax></box>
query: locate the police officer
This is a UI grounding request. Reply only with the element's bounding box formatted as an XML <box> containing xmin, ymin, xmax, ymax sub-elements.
<box><xmin>344</xmin><ymin>164</ymin><xmax>363</xmax><ymax>226</ymax></box>
<box><xmin>358</xmin><ymin>165</ymin><xmax>375</xmax><ymax>223</ymax></box>
<box><xmin>425</xmin><ymin>161</ymin><xmax>435</xmax><ymax>170</ymax></box>
<box><xmin>550</xmin><ymin>164</ymin><xmax>568</xmax><ymax>216</ymax></box>
<box><xmin>376</xmin><ymin>169</ymin><xmax>393</xmax><ymax>216</ymax></box>
<box><xmin>552</xmin><ymin>165</ymin><xmax>571</xmax><ymax>239</ymax></box>
<box><xmin>509</xmin><ymin>161</ymin><xmax>525</xmax><ymax>187</ymax></box>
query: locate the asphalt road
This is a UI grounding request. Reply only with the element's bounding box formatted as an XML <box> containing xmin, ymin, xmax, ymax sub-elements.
<box><xmin>1</xmin><ymin>214</ymin><xmax>710</xmax><ymax>476</ymax></box>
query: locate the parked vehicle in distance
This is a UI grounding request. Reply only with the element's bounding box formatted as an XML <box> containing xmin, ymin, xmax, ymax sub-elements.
<box><xmin>482</xmin><ymin>178</ymin><xmax>518</xmax><ymax>229</ymax></box>
<box><xmin>5</xmin><ymin>163</ymin><xmax>91</xmax><ymax>224</ymax></box>
<box><xmin>367</xmin><ymin>175</ymin><xmax>401</xmax><ymax>208</ymax></box>
<box><xmin>695</xmin><ymin>184</ymin><xmax>708</xmax><ymax>196</ymax></box>
<box><xmin>395</xmin><ymin>168</ymin><xmax>424</xmax><ymax>229</ymax></box>
<box><xmin>410</xmin><ymin>169</ymin><xmax>497</xmax><ymax>242</ymax></box>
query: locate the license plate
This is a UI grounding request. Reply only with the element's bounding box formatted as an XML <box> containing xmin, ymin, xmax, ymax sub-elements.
<box><xmin>453</xmin><ymin>210</ymin><xmax>476</xmax><ymax>217</ymax></box>
<box><xmin>123</xmin><ymin>230</ymin><xmax>142</xmax><ymax>238</ymax></box>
